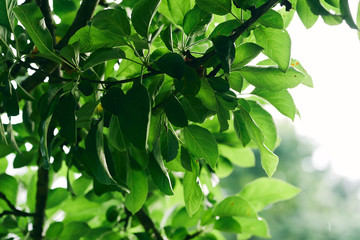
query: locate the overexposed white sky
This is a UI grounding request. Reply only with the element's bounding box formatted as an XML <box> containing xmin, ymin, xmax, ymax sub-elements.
<box><xmin>287</xmin><ymin>10</ymin><xmax>360</xmax><ymax>180</ymax></box>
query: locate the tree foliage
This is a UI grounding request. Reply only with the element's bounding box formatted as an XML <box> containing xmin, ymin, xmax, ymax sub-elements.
<box><xmin>0</xmin><ymin>0</ymin><xmax>358</xmax><ymax>239</ymax></box>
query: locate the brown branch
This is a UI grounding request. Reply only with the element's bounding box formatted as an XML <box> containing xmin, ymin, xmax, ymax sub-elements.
<box><xmin>56</xmin><ymin>0</ymin><xmax>100</xmax><ymax>50</ymax></box>
<box><xmin>0</xmin><ymin>192</ymin><xmax>35</xmax><ymax>218</ymax></box>
<box><xmin>31</xmin><ymin>165</ymin><xmax>49</xmax><ymax>240</ymax></box>
<box><xmin>136</xmin><ymin>209</ymin><xmax>163</xmax><ymax>240</ymax></box>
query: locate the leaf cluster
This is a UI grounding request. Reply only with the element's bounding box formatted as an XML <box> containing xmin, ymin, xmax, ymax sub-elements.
<box><xmin>0</xmin><ymin>0</ymin><xmax>358</xmax><ymax>239</ymax></box>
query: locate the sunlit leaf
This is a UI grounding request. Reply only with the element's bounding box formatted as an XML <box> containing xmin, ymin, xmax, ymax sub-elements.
<box><xmin>125</xmin><ymin>160</ymin><xmax>148</xmax><ymax>214</ymax></box>
<box><xmin>254</xmin><ymin>27</ymin><xmax>291</xmax><ymax>72</ymax></box>
<box><xmin>183</xmin><ymin>125</ymin><xmax>219</xmax><ymax>169</ymax></box>
<box><xmin>238</xmin><ymin>177</ymin><xmax>301</xmax><ymax>211</ymax></box>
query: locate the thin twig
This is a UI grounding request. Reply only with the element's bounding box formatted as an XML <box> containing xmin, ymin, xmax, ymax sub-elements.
<box><xmin>20</xmin><ymin>61</ymin><xmax>161</xmax><ymax>86</ymax></box>
<box><xmin>0</xmin><ymin>192</ymin><xmax>35</xmax><ymax>217</ymax></box>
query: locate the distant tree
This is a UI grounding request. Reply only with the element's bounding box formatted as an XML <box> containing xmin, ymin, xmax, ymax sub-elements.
<box><xmin>0</xmin><ymin>0</ymin><xmax>358</xmax><ymax>239</ymax></box>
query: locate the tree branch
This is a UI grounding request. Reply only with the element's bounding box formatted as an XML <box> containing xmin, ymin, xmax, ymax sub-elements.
<box><xmin>56</xmin><ymin>0</ymin><xmax>100</xmax><ymax>50</ymax></box>
<box><xmin>18</xmin><ymin>0</ymin><xmax>101</xmax><ymax>96</ymax></box>
<box><xmin>31</xmin><ymin>165</ymin><xmax>49</xmax><ymax>240</ymax></box>
<box><xmin>136</xmin><ymin>209</ymin><xmax>163</xmax><ymax>240</ymax></box>
<box><xmin>0</xmin><ymin>192</ymin><xmax>35</xmax><ymax>218</ymax></box>
<box><xmin>36</xmin><ymin>0</ymin><xmax>56</xmax><ymax>45</ymax></box>
<box><xmin>229</xmin><ymin>0</ymin><xmax>280</xmax><ymax>41</ymax></box>
<box><xmin>194</xmin><ymin>0</ymin><xmax>280</xmax><ymax>68</ymax></box>
<box><xmin>20</xmin><ymin>62</ymin><xmax>161</xmax><ymax>87</ymax></box>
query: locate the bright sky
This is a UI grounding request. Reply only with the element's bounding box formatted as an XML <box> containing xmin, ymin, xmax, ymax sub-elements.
<box><xmin>286</xmin><ymin>11</ymin><xmax>360</xmax><ymax>180</ymax></box>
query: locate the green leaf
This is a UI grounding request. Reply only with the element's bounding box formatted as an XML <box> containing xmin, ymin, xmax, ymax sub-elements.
<box><xmin>340</xmin><ymin>0</ymin><xmax>357</xmax><ymax>29</ymax></box>
<box><xmin>196</xmin><ymin>0</ymin><xmax>231</xmax><ymax>15</ymax></box>
<box><xmin>251</xmin><ymin>88</ymin><xmax>296</xmax><ymax>120</ymax></box>
<box><xmin>208</xmin><ymin>77</ymin><xmax>229</xmax><ymax>92</ymax></box>
<box><xmin>258</xmin><ymin>9</ymin><xmax>284</xmax><ymax>29</ymax></box>
<box><xmin>39</xmin><ymin>115</ymin><xmax>52</xmax><ymax>168</ymax></box>
<box><xmin>218</xmin><ymin>144</ymin><xmax>255</xmax><ymax>167</ymax></box>
<box><xmin>164</xmin><ymin>94</ymin><xmax>188</xmax><ymax>127</ymax></box>
<box><xmin>180</xmin><ymin>146</ymin><xmax>193</xmax><ymax>172</ymax></box>
<box><xmin>215</xmin><ymin>95</ymin><xmax>230</xmax><ymax>132</ymax></box>
<box><xmin>239</xmin><ymin>66</ymin><xmax>304</xmax><ymax>91</ymax></box>
<box><xmin>168</xmin><ymin>0</ymin><xmax>191</xmax><ymax>25</ymax></box>
<box><xmin>197</xmin><ymin>79</ymin><xmax>217</xmax><ymax>111</ymax></box>
<box><xmin>53</xmin><ymin>92</ymin><xmax>77</xmax><ymax>144</ymax></box>
<box><xmin>131</xmin><ymin>0</ymin><xmax>161</xmax><ymax>37</ymax></box>
<box><xmin>213</xmin><ymin>196</ymin><xmax>257</xmax><ymax>218</ymax></box>
<box><xmin>180</xmin><ymin>97</ymin><xmax>208</xmax><ymax>123</ymax></box>
<box><xmin>160</xmin><ymin>129</ymin><xmax>179</xmax><ymax>162</ymax></box>
<box><xmin>60</xmin><ymin>222</ymin><xmax>90</xmax><ymax>240</ymax></box>
<box><xmin>183</xmin><ymin>170</ymin><xmax>203</xmax><ymax>217</ymax></box>
<box><xmin>82</xmin><ymin>48</ymin><xmax>126</xmax><ymax>71</ymax></box>
<box><xmin>215</xmin><ymin>156</ymin><xmax>233</xmax><ymax>178</ymax></box>
<box><xmin>214</xmin><ymin>217</ymin><xmax>242</xmax><ymax>233</ymax></box>
<box><xmin>291</xmin><ymin>59</ymin><xmax>313</xmax><ymax>87</ymax></box>
<box><xmin>233</xmin><ymin>110</ymin><xmax>251</xmax><ymax>146</ymax></box>
<box><xmin>238</xmin><ymin>106</ymin><xmax>278</xmax><ymax>177</ymax></box>
<box><xmin>1</xmin><ymin>80</ymin><xmax>19</xmax><ymax>116</ymax></box>
<box><xmin>232</xmin><ymin>43</ymin><xmax>263</xmax><ymax>70</ymax></box>
<box><xmin>0</xmin><ymin>117</ymin><xmax>7</xmax><ymax>145</ymax></box>
<box><xmin>183</xmin><ymin>5</ymin><xmax>212</xmax><ymax>37</ymax></box>
<box><xmin>13</xmin><ymin>3</ymin><xmax>62</xmax><ymax>63</ymax></box>
<box><xmin>149</xmin><ymin>146</ymin><xmax>174</xmax><ymax>195</ymax></box>
<box><xmin>0</xmin><ymin>0</ymin><xmax>17</xmax><ymax>30</ymax></box>
<box><xmin>248</xmin><ymin>101</ymin><xmax>277</xmax><ymax>151</ymax></box>
<box><xmin>254</xmin><ymin>27</ymin><xmax>291</xmax><ymax>72</ymax></box>
<box><xmin>85</xmin><ymin>120</ymin><xmax>116</xmax><ymax>185</ymax></box>
<box><xmin>236</xmin><ymin>217</ymin><xmax>271</xmax><ymax>238</ymax></box>
<box><xmin>175</xmin><ymin>65</ymin><xmax>201</xmax><ymax>97</ymax></box>
<box><xmin>297</xmin><ymin>0</ymin><xmax>318</xmax><ymax>28</ymax></box>
<box><xmin>0</xmin><ymin>174</ymin><xmax>18</xmax><ymax>210</ymax></box>
<box><xmin>212</xmin><ymin>35</ymin><xmax>235</xmax><ymax>74</ymax></box>
<box><xmin>238</xmin><ymin>177</ymin><xmax>301</xmax><ymax>212</ymax></box>
<box><xmin>46</xmin><ymin>222</ymin><xmax>64</xmax><ymax>239</ymax></box>
<box><xmin>108</xmin><ymin>116</ymin><xmax>127</xmax><ymax>152</ymax></box>
<box><xmin>156</xmin><ymin>53</ymin><xmax>185</xmax><ymax>79</ymax></box>
<box><xmin>77</xmin><ymin>101</ymin><xmax>99</xmax><ymax>129</ymax></box>
<box><xmin>118</xmin><ymin>83</ymin><xmax>151</xmax><ymax>149</ymax></box>
<box><xmin>160</xmin><ymin>24</ymin><xmax>173</xmax><ymax>51</ymax></box>
<box><xmin>46</xmin><ymin>188</ymin><xmax>69</xmax><ymax>209</ymax></box>
<box><xmin>209</xmin><ymin>19</ymin><xmax>240</xmax><ymax>39</ymax></box>
<box><xmin>92</xmin><ymin>8</ymin><xmax>131</xmax><ymax>37</ymax></box>
<box><xmin>125</xmin><ymin>161</ymin><xmax>148</xmax><ymax>214</ymax></box>
<box><xmin>228</xmin><ymin>71</ymin><xmax>244</xmax><ymax>93</ymax></box>
<box><xmin>60</xmin><ymin>43</ymin><xmax>80</xmax><ymax>67</ymax></box>
<box><xmin>101</xmin><ymin>87</ymin><xmax>124</xmax><ymax>115</ymax></box>
<box><xmin>183</xmin><ymin>125</ymin><xmax>218</xmax><ymax>169</ymax></box>
<box><xmin>69</xmin><ymin>26</ymin><xmax>127</xmax><ymax>53</ymax></box>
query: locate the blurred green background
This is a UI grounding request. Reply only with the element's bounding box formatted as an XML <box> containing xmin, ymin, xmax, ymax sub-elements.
<box><xmin>220</xmin><ymin>122</ymin><xmax>360</xmax><ymax>240</ymax></box>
